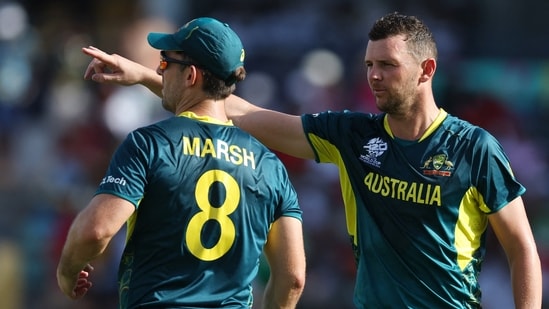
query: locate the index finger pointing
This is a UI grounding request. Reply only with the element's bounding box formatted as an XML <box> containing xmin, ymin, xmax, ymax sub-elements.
<box><xmin>82</xmin><ymin>46</ymin><xmax>118</xmax><ymax>78</ymax></box>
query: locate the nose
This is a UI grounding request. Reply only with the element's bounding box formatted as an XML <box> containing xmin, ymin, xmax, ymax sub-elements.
<box><xmin>368</xmin><ymin>66</ymin><xmax>381</xmax><ymax>81</ymax></box>
<box><xmin>156</xmin><ymin>66</ymin><xmax>163</xmax><ymax>76</ymax></box>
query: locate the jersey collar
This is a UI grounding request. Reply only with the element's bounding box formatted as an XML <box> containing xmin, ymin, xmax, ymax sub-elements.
<box><xmin>383</xmin><ymin>108</ymin><xmax>448</xmax><ymax>142</ymax></box>
<box><xmin>177</xmin><ymin>111</ymin><xmax>234</xmax><ymax>126</ymax></box>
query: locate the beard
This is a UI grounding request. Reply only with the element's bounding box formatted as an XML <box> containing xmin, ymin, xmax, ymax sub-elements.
<box><xmin>376</xmin><ymin>97</ymin><xmax>399</xmax><ymax>114</ymax></box>
<box><xmin>375</xmin><ymin>92</ymin><xmax>405</xmax><ymax>114</ymax></box>
<box><xmin>374</xmin><ymin>82</ymin><xmax>416</xmax><ymax>115</ymax></box>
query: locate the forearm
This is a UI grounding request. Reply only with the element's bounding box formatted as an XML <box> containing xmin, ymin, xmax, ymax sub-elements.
<box><xmin>225</xmin><ymin>94</ymin><xmax>255</xmax><ymax>126</ymax></box>
<box><xmin>57</xmin><ymin>194</ymin><xmax>133</xmax><ymax>298</ymax></box>
<box><xmin>57</xmin><ymin>235</ymin><xmax>108</xmax><ymax>279</ymax></box>
<box><xmin>262</xmin><ymin>276</ymin><xmax>303</xmax><ymax>309</ymax></box>
<box><xmin>262</xmin><ymin>217</ymin><xmax>306</xmax><ymax>309</ymax></box>
<box><xmin>225</xmin><ymin>95</ymin><xmax>314</xmax><ymax>159</ymax></box>
<box><xmin>56</xmin><ymin>228</ymin><xmax>109</xmax><ymax>298</ymax></box>
<box><xmin>489</xmin><ymin>198</ymin><xmax>543</xmax><ymax>308</ymax></box>
<box><xmin>510</xmin><ymin>250</ymin><xmax>542</xmax><ymax>308</ymax></box>
<box><xmin>57</xmin><ymin>211</ymin><xmax>112</xmax><ymax>284</ymax></box>
<box><xmin>139</xmin><ymin>66</ymin><xmax>163</xmax><ymax>98</ymax></box>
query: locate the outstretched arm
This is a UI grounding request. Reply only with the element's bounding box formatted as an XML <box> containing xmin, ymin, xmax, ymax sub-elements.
<box><xmin>226</xmin><ymin>95</ymin><xmax>315</xmax><ymax>160</ymax></box>
<box><xmin>81</xmin><ymin>46</ymin><xmax>315</xmax><ymax>160</ymax></box>
<box><xmin>82</xmin><ymin>46</ymin><xmax>163</xmax><ymax>97</ymax></box>
<box><xmin>488</xmin><ymin>196</ymin><xmax>542</xmax><ymax>308</ymax></box>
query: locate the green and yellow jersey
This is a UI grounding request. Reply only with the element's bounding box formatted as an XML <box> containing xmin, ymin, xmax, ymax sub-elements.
<box><xmin>97</xmin><ymin>111</ymin><xmax>301</xmax><ymax>309</ymax></box>
<box><xmin>302</xmin><ymin>109</ymin><xmax>524</xmax><ymax>308</ymax></box>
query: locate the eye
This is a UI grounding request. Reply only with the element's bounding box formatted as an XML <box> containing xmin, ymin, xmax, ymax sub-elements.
<box><xmin>382</xmin><ymin>62</ymin><xmax>397</xmax><ymax>67</ymax></box>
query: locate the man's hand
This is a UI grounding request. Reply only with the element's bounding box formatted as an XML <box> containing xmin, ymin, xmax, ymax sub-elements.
<box><xmin>83</xmin><ymin>46</ymin><xmax>151</xmax><ymax>85</ymax></box>
<box><xmin>82</xmin><ymin>46</ymin><xmax>164</xmax><ymax>97</ymax></box>
<box><xmin>57</xmin><ymin>263</ymin><xmax>95</xmax><ymax>299</ymax></box>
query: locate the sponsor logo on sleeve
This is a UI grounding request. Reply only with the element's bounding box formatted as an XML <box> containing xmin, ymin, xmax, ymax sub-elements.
<box><xmin>100</xmin><ymin>175</ymin><xmax>127</xmax><ymax>186</ymax></box>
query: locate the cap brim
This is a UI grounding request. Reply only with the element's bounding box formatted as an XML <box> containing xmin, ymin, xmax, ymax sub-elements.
<box><xmin>147</xmin><ymin>32</ymin><xmax>181</xmax><ymax>50</ymax></box>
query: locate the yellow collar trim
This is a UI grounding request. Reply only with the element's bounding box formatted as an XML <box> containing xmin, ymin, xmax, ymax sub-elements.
<box><xmin>383</xmin><ymin>108</ymin><xmax>447</xmax><ymax>142</ymax></box>
<box><xmin>177</xmin><ymin>111</ymin><xmax>234</xmax><ymax>126</ymax></box>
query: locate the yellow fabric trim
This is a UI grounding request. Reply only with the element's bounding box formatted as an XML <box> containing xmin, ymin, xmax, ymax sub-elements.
<box><xmin>308</xmin><ymin>133</ymin><xmax>358</xmax><ymax>245</ymax></box>
<box><xmin>126</xmin><ymin>211</ymin><xmax>137</xmax><ymax>244</ymax></box>
<box><xmin>178</xmin><ymin>111</ymin><xmax>234</xmax><ymax>126</ymax></box>
<box><xmin>383</xmin><ymin>108</ymin><xmax>448</xmax><ymax>142</ymax></box>
<box><xmin>125</xmin><ymin>198</ymin><xmax>143</xmax><ymax>244</ymax></box>
<box><xmin>455</xmin><ymin>187</ymin><xmax>488</xmax><ymax>270</ymax></box>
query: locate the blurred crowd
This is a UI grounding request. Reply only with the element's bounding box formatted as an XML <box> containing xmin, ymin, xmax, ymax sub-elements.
<box><xmin>1</xmin><ymin>0</ymin><xmax>549</xmax><ymax>308</ymax></box>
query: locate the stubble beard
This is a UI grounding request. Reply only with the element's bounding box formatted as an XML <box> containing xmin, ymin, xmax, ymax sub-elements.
<box><xmin>376</xmin><ymin>94</ymin><xmax>401</xmax><ymax>114</ymax></box>
<box><xmin>375</xmin><ymin>83</ymin><xmax>416</xmax><ymax>115</ymax></box>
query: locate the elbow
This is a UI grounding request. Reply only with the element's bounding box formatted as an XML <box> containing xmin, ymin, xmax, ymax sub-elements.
<box><xmin>75</xmin><ymin>222</ymin><xmax>116</xmax><ymax>248</ymax></box>
<box><xmin>286</xmin><ymin>268</ymin><xmax>306</xmax><ymax>296</ymax></box>
<box><xmin>294</xmin><ymin>269</ymin><xmax>306</xmax><ymax>293</ymax></box>
<box><xmin>263</xmin><ymin>267</ymin><xmax>306</xmax><ymax>308</ymax></box>
<box><xmin>275</xmin><ymin>267</ymin><xmax>306</xmax><ymax>293</ymax></box>
<box><xmin>86</xmin><ymin>226</ymin><xmax>116</xmax><ymax>244</ymax></box>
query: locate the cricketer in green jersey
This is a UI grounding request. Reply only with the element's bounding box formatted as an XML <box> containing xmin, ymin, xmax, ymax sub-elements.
<box><xmin>227</xmin><ymin>12</ymin><xmax>542</xmax><ymax>308</ymax></box>
<box><xmin>57</xmin><ymin>17</ymin><xmax>306</xmax><ymax>309</ymax></box>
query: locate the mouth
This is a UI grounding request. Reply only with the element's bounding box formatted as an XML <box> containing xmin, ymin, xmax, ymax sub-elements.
<box><xmin>371</xmin><ymin>88</ymin><xmax>386</xmax><ymax>96</ymax></box>
<box><xmin>369</xmin><ymin>82</ymin><xmax>384</xmax><ymax>93</ymax></box>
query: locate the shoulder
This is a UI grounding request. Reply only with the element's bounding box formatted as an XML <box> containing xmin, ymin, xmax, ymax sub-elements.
<box><xmin>442</xmin><ymin>114</ymin><xmax>504</xmax><ymax>155</ymax></box>
<box><xmin>443</xmin><ymin>114</ymin><xmax>495</xmax><ymax>141</ymax></box>
<box><xmin>116</xmin><ymin>119</ymin><xmax>177</xmax><ymax>152</ymax></box>
<box><xmin>131</xmin><ymin>117</ymin><xmax>187</xmax><ymax>138</ymax></box>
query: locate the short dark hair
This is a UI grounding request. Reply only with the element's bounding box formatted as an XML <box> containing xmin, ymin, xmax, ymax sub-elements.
<box><xmin>177</xmin><ymin>52</ymin><xmax>246</xmax><ymax>100</ymax></box>
<box><xmin>369</xmin><ymin>12</ymin><xmax>438</xmax><ymax>61</ymax></box>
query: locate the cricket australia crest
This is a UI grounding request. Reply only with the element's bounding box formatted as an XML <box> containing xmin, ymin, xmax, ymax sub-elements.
<box><xmin>421</xmin><ymin>153</ymin><xmax>453</xmax><ymax>177</ymax></box>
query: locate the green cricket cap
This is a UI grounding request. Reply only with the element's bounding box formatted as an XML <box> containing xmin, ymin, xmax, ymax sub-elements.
<box><xmin>147</xmin><ymin>17</ymin><xmax>245</xmax><ymax>85</ymax></box>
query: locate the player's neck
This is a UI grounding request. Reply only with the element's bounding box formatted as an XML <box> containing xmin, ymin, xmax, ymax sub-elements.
<box><xmin>385</xmin><ymin>105</ymin><xmax>441</xmax><ymax>141</ymax></box>
<box><xmin>178</xmin><ymin>99</ymin><xmax>229</xmax><ymax>122</ymax></box>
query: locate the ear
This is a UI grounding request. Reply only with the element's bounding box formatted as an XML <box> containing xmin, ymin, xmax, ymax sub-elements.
<box><xmin>419</xmin><ymin>58</ymin><xmax>436</xmax><ymax>83</ymax></box>
<box><xmin>186</xmin><ymin>65</ymin><xmax>201</xmax><ymax>86</ymax></box>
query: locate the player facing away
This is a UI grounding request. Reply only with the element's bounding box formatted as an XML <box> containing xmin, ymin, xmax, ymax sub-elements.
<box><xmin>56</xmin><ymin>17</ymin><xmax>306</xmax><ymax>308</ymax></box>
